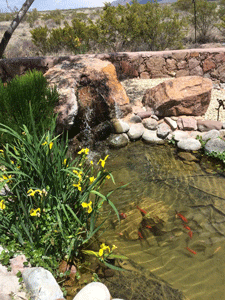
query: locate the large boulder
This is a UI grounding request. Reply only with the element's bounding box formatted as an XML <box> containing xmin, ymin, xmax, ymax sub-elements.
<box><xmin>44</xmin><ymin>57</ymin><xmax>130</xmax><ymax>134</ymax></box>
<box><xmin>142</xmin><ymin>76</ymin><xmax>212</xmax><ymax>117</ymax></box>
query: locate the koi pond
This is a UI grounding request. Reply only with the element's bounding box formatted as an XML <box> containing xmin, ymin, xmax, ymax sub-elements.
<box><xmin>97</xmin><ymin>141</ymin><xmax>225</xmax><ymax>300</ymax></box>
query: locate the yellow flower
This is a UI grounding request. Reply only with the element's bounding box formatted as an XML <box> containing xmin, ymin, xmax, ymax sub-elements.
<box><xmin>30</xmin><ymin>208</ymin><xmax>41</xmax><ymax>217</ymax></box>
<box><xmin>42</xmin><ymin>141</ymin><xmax>47</xmax><ymax>146</ymax></box>
<box><xmin>111</xmin><ymin>245</ymin><xmax>117</xmax><ymax>251</ymax></box>
<box><xmin>98</xmin><ymin>248</ymin><xmax>104</xmax><ymax>257</ymax></box>
<box><xmin>89</xmin><ymin>176</ymin><xmax>95</xmax><ymax>183</ymax></box>
<box><xmin>78</xmin><ymin>148</ymin><xmax>89</xmax><ymax>155</ymax></box>
<box><xmin>82</xmin><ymin>201</ymin><xmax>92</xmax><ymax>213</ymax></box>
<box><xmin>27</xmin><ymin>189</ymin><xmax>45</xmax><ymax>197</ymax></box>
<box><xmin>0</xmin><ymin>200</ymin><xmax>6</xmax><ymax>210</ymax></box>
<box><xmin>22</xmin><ymin>131</ymin><xmax>26</xmax><ymax>135</ymax></box>
<box><xmin>2</xmin><ymin>175</ymin><xmax>12</xmax><ymax>182</ymax></box>
<box><xmin>49</xmin><ymin>142</ymin><xmax>53</xmax><ymax>150</ymax></box>
<box><xmin>90</xmin><ymin>160</ymin><xmax>93</xmax><ymax>165</ymax></box>
<box><xmin>106</xmin><ymin>175</ymin><xmax>111</xmax><ymax>180</ymax></box>
<box><xmin>73</xmin><ymin>182</ymin><xmax>82</xmax><ymax>192</ymax></box>
<box><xmin>100</xmin><ymin>243</ymin><xmax>110</xmax><ymax>252</ymax></box>
<box><xmin>98</xmin><ymin>155</ymin><xmax>109</xmax><ymax>168</ymax></box>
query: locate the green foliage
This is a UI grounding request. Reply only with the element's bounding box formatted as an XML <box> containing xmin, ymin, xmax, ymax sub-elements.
<box><xmin>0</xmin><ymin>12</ymin><xmax>16</xmax><ymax>22</ymax></box>
<box><xmin>0</xmin><ymin>111</ymin><xmax>120</xmax><ymax>275</ymax></box>
<box><xmin>173</xmin><ymin>0</ymin><xmax>218</xmax><ymax>43</ymax></box>
<box><xmin>0</xmin><ymin>70</ymin><xmax>58</xmax><ymax>144</ymax></box>
<box><xmin>30</xmin><ymin>26</ymin><xmax>49</xmax><ymax>54</ymax></box>
<box><xmin>41</xmin><ymin>9</ymin><xmax>64</xmax><ymax>25</ymax></box>
<box><xmin>207</xmin><ymin>150</ymin><xmax>225</xmax><ymax>163</ymax></box>
<box><xmin>26</xmin><ymin>8</ymin><xmax>39</xmax><ymax>28</ymax></box>
<box><xmin>216</xmin><ymin>0</ymin><xmax>225</xmax><ymax>35</ymax></box>
<box><xmin>95</xmin><ymin>1</ymin><xmax>186</xmax><ymax>52</ymax></box>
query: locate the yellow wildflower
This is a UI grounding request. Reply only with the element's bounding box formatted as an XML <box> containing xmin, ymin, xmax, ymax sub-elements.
<box><xmin>106</xmin><ymin>175</ymin><xmax>111</xmax><ymax>180</ymax></box>
<box><xmin>30</xmin><ymin>208</ymin><xmax>41</xmax><ymax>217</ymax></box>
<box><xmin>82</xmin><ymin>201</ymin><xmax>92</xmax><ymax>213</ymax></box>
<box><xmin>22</xmin><ymin>131</ymin><xmax>26</xmax><ymax>135</ymax></box>
<box><xmin>98</xmin><ymin>248</ymin><xmax>104</xmax><ymax>257</ymax></box>
<box><xmin>78</xmin><ymin>148</ymin><xmax>89</xmax><ymax>155</ymax></box>
<box><xmin>73</xmin><ymin>182</ymin><xmax>82</xmax><ymax>192</ymax></box>
<box><xmin>98</xmin><ymin>155</ymin><xmax>109</xmax><ymax>168</ymax></box>
<box><xmin>0</xmin><ymin>200</ymin><xmax>6</xmax><ymax>210</ymax></box>
<box><xmin>2</xmin><ymin>175</ymin><xmax>12</xmax><ymax>182</ymax></box>
<box><xmin>41</xmin><ymin>141</ymin><xmax>47</xmax><ymax>146</ymax></box>
<box><xmin>27</xmin><ymin>189</ymin><xmax>46</xmax><ymax>197</ymax></box>
<box><xmin>98</xmin><ymin>243</ymin><xmax>111</xmax><ymax>257</ymax></box>
<box><xmin>89</xmin><ymin>176</ymin><xmax>95</xmax><ymax>183</ymax></box>
<box><xmin>49</xmin><ymin>142</ymin><xmax>53</xmax><ymax>150</ymax></box>
<box><xmin>90</xmin><ymin>160</ymin><xmax>93</xmax><ymax>165</ymax></box>
<box><xmin>111</xmin><ymin>245</ymin><xmax>117</xmax><ymax>251</ymax></box>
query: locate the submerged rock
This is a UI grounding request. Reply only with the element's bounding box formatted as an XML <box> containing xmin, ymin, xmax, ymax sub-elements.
<box><xmin>108</xmin><ymin>133</ymin><xmax>129</xmax><ymax>149</ymax></box>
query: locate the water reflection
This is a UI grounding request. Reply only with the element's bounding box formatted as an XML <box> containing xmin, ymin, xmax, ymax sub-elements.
<box><xmin>99</xmin><ymin>141</ymin><xmax>225</xmax><ymax>300</ymax></box>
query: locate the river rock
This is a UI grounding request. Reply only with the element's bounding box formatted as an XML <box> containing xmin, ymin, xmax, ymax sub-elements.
<box><xmin>177</xmin><ymin>138</ymin><xmax>202</xmax><ymax>151</ymax></box>
<box><xmin>157</xmin><ymin>122</ymin><xmax>172</xmax><ymax>139</ymax></box>
<box><xmin>204</xmin><ymin>138</ymin><xmax>225</xmax><ymax>154</ymax></box>
<box><xmin>178</xmin><ymin>152</ymin><xmax>199</xmax><ymax>162</ymax></box>
<box><xmin>136</xmin><ymin>111</ymin><xmax>152</xmax><ymax>119</ymax></box>
<box><xmin>130</xmin><ymin>115</ymin><xmax>142</xmax><ymax>123</ymax></box>
<box><xmin>73</xmin><ymin>282</ymin><xmax>111</xmax><ymax>300</ymax></box>
<box><xmin>113</xmin><ymin>119</ymin><xmax>130</xmax><ymax>133</ymax></box>
<box><xmin>197</xmin><ymin>120</ymin><xmax>223</xmax><ymax>132</ymax></box>
<box><xmin>142</xmin><ymin>117</ymin><xmax>158</xmax><ymax>130</ymax></box>
<box><xmin>22</xmin><ymin>267</ymin><xmax>64</xmax><ymax>300</ymax></box>
<box><xmin>108</xmin><ymin>133</ymin><xmax>129</xmax><ymax>148</ymax></box>
<box><xmin>142</xmin><ymin>129</ymin><xmax>165</xmax><ymax>144</ymax></box>
<box><xmin>172</xmin><ymin>130</ymin><xmax>190</xmax><ymax>142</ymax></box>
<box><xmin>142</xmin><ymin>76</ymin><xmax>212</xmax><ymax>117</ymax></box>
<box><xmin>202</xmin><ymin>129</ymin><xmax>220</xmax><ymax>141</ymax></box>
<box><xmin>127</xmin><ymin>123</ymin><xmax>144</xmax><ymax>140</ymax></box>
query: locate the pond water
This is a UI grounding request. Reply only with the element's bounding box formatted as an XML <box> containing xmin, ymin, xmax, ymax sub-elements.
<box><xmin>98</xmin><ymin>141</ymin><xmax>225</xmax><ymax>300</ymax></box>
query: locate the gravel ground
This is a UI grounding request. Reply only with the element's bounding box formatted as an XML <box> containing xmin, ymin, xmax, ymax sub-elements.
<box><xmin>121</xmin><ymin>78</ymin><xmax>225</xmax><ymax>122</ymax></box>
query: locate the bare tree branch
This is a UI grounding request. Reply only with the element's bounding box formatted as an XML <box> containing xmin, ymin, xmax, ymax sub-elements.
<box><xmin>0</xmin><ymin>0</ymin><xmax>35</xmax><ymax>59</ymax></box>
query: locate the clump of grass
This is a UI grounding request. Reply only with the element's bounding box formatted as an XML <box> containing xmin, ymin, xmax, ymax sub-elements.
<box><xmin>0</xmin><ymin>69</ymin><xmax>58</xmax><ymax>144</ymax></box>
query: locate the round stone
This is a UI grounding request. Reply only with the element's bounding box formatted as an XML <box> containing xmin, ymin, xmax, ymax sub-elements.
<box><xmin>177</xmin><ymin>138</ymin><xmax>202</xmax><ymax>151</ymax></box>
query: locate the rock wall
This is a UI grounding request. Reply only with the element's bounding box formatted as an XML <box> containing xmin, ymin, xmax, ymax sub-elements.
<box><xmin>0</xmin><ymin>48</ymin><xmax>225</xmax><ymax>82</ymax></box>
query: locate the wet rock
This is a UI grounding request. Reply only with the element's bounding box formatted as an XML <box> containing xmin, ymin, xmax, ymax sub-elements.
<box><xmin>177</xmin><ymin>138</ymin><xmax>202</xmax><ymax>151</ymax></box>
<box><xmin>112</xmin><ymin>119</ymin><xmax>130</xmax><ymax>134</ymax></box>
<box><xmin>197</xmin><ymin>120</ymin><xmax>223</xmax><ymax>132</ymax></box>
<box><xmin>73</xmin><ymin>282</ymin><xmax>111</xmax><ymax>300</ymax></box>
<box><xmin>93</xmin><ymin>121</ymin><xmax>113</xmax><ymax>141</ymax></box>
<box><xmin>142</xmin><ymin>129</ymin><xmax>165</xmax><ymax>144</ymax></box>
<box><xmin>202</xmin><ymin>129</ymin><xmax>220</xmax><ymax>141</ymax></box>
<box><xmin>164</xmin><ymin>117</ymin><xmax>177</xmax><ymax>130</ymax></box>
<box><xmin>44</xmin><ymin>57</ymin><xmax>130</xmax><ymax>134</ymax></box>
<box><xmin>142</xmin><ymin>76</ymin><xmax>212</xmax><ymax>117</ymax></box>
<box><xmin>142</xmin><ymin>118</ymin><xmax>158</xmax><ymax>130</ymax></box>
<box><xmin>157</xmin><ymin>122</ymin><xmax>172</xmax><ymax>139</ymax></box>
<box><xmin>178</xmin><ymin>152</ymin><xmax>199</xmax><ymax>162</ymax></box>
<box><xmin>127</xmin><ymin>123</ymin><xmax>144</xmax><ymax>140</ymax></box>
<box><xmin>22</xmin><ymin>267</ymin><xmax>64</xmax><ymax>300</ymax></box>
<box><xmin>108</xmin><ymin>134</ymin><xmax>129</xmax><ymax>149</ymax></box>
<box><xmin>204</xmin><ymin>138</ymin><xmax>225</xmax><ymax>154</ymax></box>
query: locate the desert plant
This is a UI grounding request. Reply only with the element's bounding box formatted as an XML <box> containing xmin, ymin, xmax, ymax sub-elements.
<box><xmin>41</xmin><ymin>9</ymin><xmax>64</xmax><ymax>25</ymax></box>
<box><xmin>26</xmin><ymin>8</ymin><xmax>39</xmax><ymax>27</ymax></box>
<box><xmin>0</xmin><ymin>110</ymin><xmax>120</xmax><ymax>274</ymax></box>
<box><xmin>30</xmin><ymin>26</ymin><xmax>49</xmax><ymax>54</ymax></box>
<box><xmin>173</xmin><ymin>0</ymin><xmax>218</xmax><ymax>43</ymax></box>
<box><xmin>0</xmin><ymin>69</ymin><xmax>58</xmax><ymax>144</ymax></box>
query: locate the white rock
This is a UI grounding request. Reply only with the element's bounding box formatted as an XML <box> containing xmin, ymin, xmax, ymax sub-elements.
<box><xmin>172</xmin><ymin>130</ymin><xmax>190</xmax><ymax>142</ymax></box>
<box><xmin>142</xmin><ymin>129</ymin><xmax>165</xmax><ymax>144</ymax></box>
<box><xmin>22</xmin><ymin>267</ymin><xmax>64</xmax><ymax>300</ymax></box>
<box><xmin>202</xmin><ymin>129</ymin><xmax>220</xmax><ymax>141</ymax></box>
<box><xmin>164</xmin><ymin>117</ymin><xmax>177</xmax><ymax>130</ymax></box>
<box><xmin>113</xmin><ymin>119</ymin><xmax>130</xmax><ymax>133</ymax></box>
<box><xmin>177</xmin><ymin>138</ymin><xmax>202</xmax><ymax>151</ymax></box>
<box><xmin>127</xmin><ymin>123</ymin><xmax>144</xmax><ymax>140</ymax></box>
<box><xmin>73</xmin><ymin>282</ymin><xmax>111</xmax><ymax>300</ymax></box>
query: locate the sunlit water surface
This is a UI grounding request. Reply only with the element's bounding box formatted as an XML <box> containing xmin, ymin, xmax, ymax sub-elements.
<box><xmin>98</xmin><ymin>141</ymin><xmax>225</xmax><ymax>300</ymax></box>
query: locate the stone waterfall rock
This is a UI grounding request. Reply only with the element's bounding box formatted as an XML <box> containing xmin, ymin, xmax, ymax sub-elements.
<box><xmin>142</xmin><ymin>76</ymin><xmax>212</xmax><ymax>117</ymax></box>
<box><xmin>44</xmin><ymin>57</ymin><xmax>130</xmax><ymax>135</ymax></box>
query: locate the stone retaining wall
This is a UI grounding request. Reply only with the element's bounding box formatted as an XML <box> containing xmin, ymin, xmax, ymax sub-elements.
<box><xmin>0</xmin><ymin>48</ymin><xmax>225</xmax><ymax>82</ymax></box>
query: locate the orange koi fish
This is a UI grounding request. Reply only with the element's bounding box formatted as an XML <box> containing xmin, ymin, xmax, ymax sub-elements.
<box><xmin>188</xmin><ymin>231</ymin><xmax>193</xmax><ymax>239</ymax></box>
<box><xmin>186</xmin><ymin>247</ymin><xmax>197</xmax><ymax>255</ymax></box>
<box><xmin>146</xmin><ymin>225</ymin><xmax>152</xmax><ymax>229</ymax></box>
<box><xmin>119</xmin><ymin>213</ymin><xmax>127</xmax><ymax>219</ymax></box>
<box><xmin>138</xmin><ymin>231</ymin><xmax>144</xmax><ymax>239</ymax></box>
<box><xmin>137</xmin><ymin>206</ymin><xmax>147</xmax><ymax>216</ymax></box>
<box><xmin>183</xmin><ymin>224</ymin><xmax>191</xmax><ymax>231</ymax></box>
<box><xmin>176</xmin><ymin>211</ymin><xmax>188</xmax><ymax>223</ymax></box>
